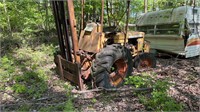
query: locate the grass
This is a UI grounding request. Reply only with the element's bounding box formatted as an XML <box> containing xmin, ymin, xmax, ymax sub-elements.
<box><xmin>0</xmin><ymin>31</ymin><xmax>186</xmax><ymax>111</ymax></box>
<box><xmin>0</xmin><ymin>32</ymin><xmax>75</xmax><ymax>111</ymax></box>
<box><xmin>125</xmin><ymin>73</ymin><xmax>183</xmax><ymax>111</ymax></box>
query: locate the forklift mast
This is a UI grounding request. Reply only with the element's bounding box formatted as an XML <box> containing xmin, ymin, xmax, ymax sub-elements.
<box><xmin>51</xmin><ymin>1</ymin><xmax>72</xmax><ymax>61</ymax></box>
<box><xmin>51</xmin><ymin>0</ymin><xmax>79</xmax><ymax>63</ymax></box>
<box><xmin>51</xmin><ymin>0</ymin><xmax>136</xmax><ymax>90</ymax></box>
<box><xmin>51</xmin><ymin>1</ymin><xmax>83</xmax><ymax>90</ymax></box>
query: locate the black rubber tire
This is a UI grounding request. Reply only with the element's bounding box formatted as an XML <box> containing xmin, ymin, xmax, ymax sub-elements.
<box><xmin>133</xmin><ymin>53</ymin><xmax>156</xmax><ymax>69</ymax></box>
<box><xmin>149</xmin><ymin>49</ymin><xmax>158</xmax><ymax>57</ymax></box>
<box><xmin>91</xmin><ymin>44</ymin><xmax>133</xmax><ymax>88</ymax></box>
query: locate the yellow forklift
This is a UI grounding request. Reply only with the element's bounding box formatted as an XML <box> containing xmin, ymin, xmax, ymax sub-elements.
<box><xmin>51</xmin><ymin>0</ymin><xmax>156</xmax><ymax>90</ymax></box>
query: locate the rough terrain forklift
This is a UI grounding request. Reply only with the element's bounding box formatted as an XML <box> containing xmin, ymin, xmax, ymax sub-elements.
<box><xmin>51</xmin><ymin>0</ymin><xmax>156</xmax><ymax>90</ymax></box>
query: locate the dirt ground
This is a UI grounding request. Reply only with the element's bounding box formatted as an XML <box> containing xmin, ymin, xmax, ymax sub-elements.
<box><xmin>1</xmin><ymin>55</ymin><xmax>199</xmax><ymax>111</ymax></box>
<box><xmin>74</xmin><ymin>55</ymin><xmax>200</xmax><ymax>111</ymax></box>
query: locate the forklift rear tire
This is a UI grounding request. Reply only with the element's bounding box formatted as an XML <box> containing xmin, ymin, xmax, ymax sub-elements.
<box><xmin>91</xmin><ymin>44</ymin><xmax>133</xmax><ymax>88</ymax></box>
<box><xmin>133</xmin><ymin>52</ymin><xmax>156</xmax><ymax>69</ymax></box>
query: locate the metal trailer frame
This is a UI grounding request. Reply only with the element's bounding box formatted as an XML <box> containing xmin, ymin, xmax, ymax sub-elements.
<box><xmin>136</xmin><ymin>6</ymin><xmax>200</xmax><ymax>58</ymax></box>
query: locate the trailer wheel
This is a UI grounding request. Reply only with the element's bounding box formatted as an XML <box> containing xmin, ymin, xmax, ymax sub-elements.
<box><xmin>133</xmin><ymin>53</ymin><xmax>156</xmax><ymax>69</ymax></box>
<box><xmin>91</xmin><ymin>44</ymin><xmax>133</xmax><ymax>88</ymax></box>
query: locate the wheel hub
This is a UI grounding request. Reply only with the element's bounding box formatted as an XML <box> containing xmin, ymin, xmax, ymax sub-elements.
<box><xmin>139</xmin><ymin>58</ymin><xmax>152</xmax><ymax>68</ymax></box>
<box><xmin>109</xmin><ymin>59</ymin><xmax>128</xmax><ymax>86</ymax></box>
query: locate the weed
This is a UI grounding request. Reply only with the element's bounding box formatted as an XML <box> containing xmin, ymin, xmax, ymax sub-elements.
<box><xmin>92</xmin><ymin>98</ymin><xmax>97</xmax><ymax>103</ymax></box>
<box><xmin>12</xmin><ymin>71</ymin><xmax>48</xmax><ymax>99</ymax></box>
<box><xmin>0</xmin><ymin>55</ymin><xmax>15</xmax><ymax>90</ymax></box>
<box><xmin>125</xmin><ymin>73</ymin><xmax>183</xmax><ymax>111</ymax></box>
<box><xmin>0</xmin><ymin>39</ymin><xmax>75</xmax><ymax>110</ymax></box>
<box><xmin>12</xmin><ymin>83</ymin><xmax>27</xmax><ymax>94</ymax></box>
<box><xmin>15</xmin><ymin>104</ymin><xmax>30</xmax><ymax>111</ymax></box>
<box><xmin>39</xmin><ymin>99</ymin><xmax>75</xmax><ymax>112</ymax></box>
<box><xmin>64</xmin><ymin>98</ymin><xmax>75</xmax><ymax>111</ymax></box>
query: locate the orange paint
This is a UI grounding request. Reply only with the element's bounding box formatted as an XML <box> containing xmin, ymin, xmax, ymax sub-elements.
<box><xmin>187</xmin><ymin>40</ymin><xmax>200</xmax><ymax>46</ymax></box>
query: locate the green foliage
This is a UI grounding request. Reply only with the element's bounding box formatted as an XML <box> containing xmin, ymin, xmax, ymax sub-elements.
<box><xmin>125</xmin><ymin>73</ymin><xmax>153</xmax><ymax>88</ymax></box>
<box><xmin>39</xmin><ymin>106</ymin><xmax>63</xmax><ymax>112</ymax></box>
<box><xmin>0</xmin><ymin>0</ymin><xmax>75</xmax><ymax>111</ymax></box>
<box><xmin>125</xmin><ymin>74</ymin><xmax>183</xmax><ymax>111</ymax></box>
<box><xmin>64</xmin><ymin>98</ymin><xmax>75</xmax><ymax>112</ymax></box>
<box><xmin>10</xmin><ymin>44</ymin><xmax>56</xmax><ymax>98</ymax></box>
<box><xmin>15</xmin><ymin>44</ymin><xmax>55</xmax><ymax>68</ymax></box>
<box><xmin>12</xmin><ymin>71</ymin><xmax>48</xmax><ymax>99</ymax></box>
<box><xmin>0</xmin><ymin>55</ymin><xmax>15</xmax><ymax>90</ymax></box>
<box><xmin>2</xmin><ymin>0</ymin><xmax>196</xmax><ymax>111</ymax></box>
<box><xmin>38</xmin><ymin>91</ymin><xmax>75</xmax><ymax>112</ymax></box>
<box><xmin>0</xmin><ymin>43</ymin><xmax>75</xmax><ymax>111</ymax></box>
<box><xmin>0</xmin><ymin>0</ymin><xmax>54</xmax><ymax>34</ymax></box>
<box><xmin>39</xmin><ymin>99</ymin><xmax>75</xmax><ymax>112</ymax></box>
<box><xmin>17</xmin><ymin>104</ymin><xmax>31</xmax><ymax>111</ymax></box>
<box><xmin>92</xmin><ymin>98</ymin><xmax>97</xmax><ymax>103</ymax></box>
<box><xmin>12</xmin><ymin>83</ymin><xmax>27</xmax><ymax>94</ymax></box>
<box><xmin>0</xmin><ymin>55</ymin><xmax>15</xmax><ymax>75</ymax></box>
<box><xmin>0</xmin><ymin>44</ymin><xmax>56</xmax><ymax>98</ymax></box>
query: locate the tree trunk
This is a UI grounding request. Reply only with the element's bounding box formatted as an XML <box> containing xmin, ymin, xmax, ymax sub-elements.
<box><xmin>3</xmin><ymin>0</ymin><xmax>12</xmax><ymax>34</ymax></box>
<box><xmin>153</xmin><ymin>0</ymin><xmax>157</xmax><ymax>11</ymax></box>
<box><xmin>92</xmin><ymin>1</ymin><xmax>96</xmax><ymax>21</ymax></box>
<box><xmin>100</xmin><ymin>0</ymin><xmax>104</xmax><ymax>31</ymax></box>
<box><xmin>189</xmin><ymin>0</ymin><xmax>196</xmax><ymax>6</ymax></box>
<box><xmin>80</xmin><ymin>0</ymin><xmax>84</xmax><ymax>30</ymax></box>
<box><xmin>45</xmin><ymin>0</ymin><xmax>49</xmax><ymax>42</ymax></box>
<box><xmin>106</xmin><ymin>0</ymin><xmax>111</xmax><ymax>26</ymax></box>
<box><xmin>144</xmin><ymin>0</ymin><xmax>148</xmax><ymax>13</ymax></box>
<box><xmin>110</xmin><ymin>0</ymin><xmax>113</xmax><ymax>26</ymax></box>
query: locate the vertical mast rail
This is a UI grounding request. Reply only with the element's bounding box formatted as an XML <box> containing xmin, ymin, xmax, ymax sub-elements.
<box><xmin>66</xmin><ymin>0</ymin><xmax>80</xmax><ymax>63</ymax></box>
<box><xmin>51</xmin><ymin>1</ymin><xmax>72</xmax><ymax>61</ymax></box>
<box><xmin>124</xmin><ymin>0</ymin><xmax>131</xmax><ymax>46</ymax></box>
<box><xmin>52</xmin><ymin>1</ymin><xmax>66</xmax><ymax>59</ymax></box>
<box><xmin>59</xmin><ymin>1</ymin><xmax>72</xmax><ymax>61</ymax></box>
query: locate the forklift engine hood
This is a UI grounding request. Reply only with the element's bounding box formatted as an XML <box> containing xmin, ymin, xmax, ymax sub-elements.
<box><xmin>79</xmin><ymin>22</ymin><xmax>105</xmax><ymax>53</ymax></box>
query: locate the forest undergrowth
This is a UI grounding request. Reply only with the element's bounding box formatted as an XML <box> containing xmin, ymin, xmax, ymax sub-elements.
<box><xmin>0</xmin><ymin>0</ymin><xmax>200</xmax><ymax>111</ymax></box>
<box><xmin>1</xmin><ymin>32</ymin><xmax>199</xmax><ymax>111</ymax></box>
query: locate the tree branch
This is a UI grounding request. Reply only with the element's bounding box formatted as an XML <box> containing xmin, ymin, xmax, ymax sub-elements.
<box><xmin>71</xmin><ymin>87</ymin><xmax>153</xmax><ymax>94</ymax></box>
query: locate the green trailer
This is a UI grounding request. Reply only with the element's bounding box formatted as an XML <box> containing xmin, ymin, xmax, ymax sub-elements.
<box><xmin>136</xmin><ymin>6</ymin><xmax>200</xmax><ymax>58</ymax></box>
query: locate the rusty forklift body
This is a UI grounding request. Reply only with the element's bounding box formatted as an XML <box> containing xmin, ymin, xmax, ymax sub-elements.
<box><xmin>52</xmin><ymin>0</ymin><xmax>156</xmax><ymax>90</ymax></box>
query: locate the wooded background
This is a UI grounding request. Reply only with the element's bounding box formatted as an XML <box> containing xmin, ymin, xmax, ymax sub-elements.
<box><xmin>0</xmin><ymin>0</ymin><xmax>199</xmax><ymax>111</ymax></box>
<box><xmin>1</xmin><ymin>0</ymin><xmax>199</xmax><ymax>38</ymax></box>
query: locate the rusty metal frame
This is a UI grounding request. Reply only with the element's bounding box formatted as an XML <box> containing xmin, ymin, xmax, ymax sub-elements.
<box><xmin>55</xmin><ymin>55</ymin><xmax>83</xmax><ymax>90</ymax></box>
<box><xmin>52</xmin><ymin>1</ymin><xmax>83</xmax><ymax>90</ymax></box>
<box><xmin>52</xmin><ymin>1</ymin><xmax>73</xmax><ymax>61</ymax></box>
<box><xmin>66</xmin><ymin>0</ymin><xmax>80</xmax><ymax>63</ymax></box>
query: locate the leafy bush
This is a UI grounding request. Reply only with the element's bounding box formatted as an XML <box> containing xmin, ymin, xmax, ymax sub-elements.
<box><xmin>12</xmin><ymin>83</ymin><xmax>27</xmax><ymax>94</ymax></box>
<box><xmin>12</xmin><ymin>71</ymin><xmax>48</xmax><ymax>99</ymax></box>
<box><xmin>0</xmin><ymin>55</ymin><xmax>15</xmax><ymax>75</ymax></box>
<box><xmin>1</xmin><ymin>44</ymin><xmax>56</xmax><ymax>99</ymax></box>
<box><xmin>0</xmin><ymin>55</ymin><xmax>15</xmax><ymax>90</ymax></box>
<box><xmin>64</xmin><ymin>98</ymin><xmax>75</xmax><ymax>111</ymax></box>
<box><xmin>125</xmin><ymin>74</ymin><xmax>183</xmax><ymax>111</ymax></box>
<box><xmin>125</xmin><ymin>74</ymin><xmax>153</xmax><ymax>88</ymax></box>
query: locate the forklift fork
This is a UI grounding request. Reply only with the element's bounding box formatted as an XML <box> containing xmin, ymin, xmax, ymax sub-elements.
<box><xmin>51</xmin><ymin>1</ymin><xmax>83</xmax><ymax>90</ymax></box>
